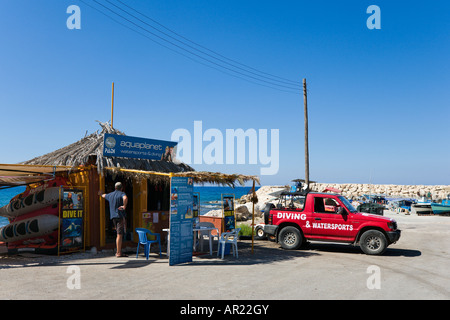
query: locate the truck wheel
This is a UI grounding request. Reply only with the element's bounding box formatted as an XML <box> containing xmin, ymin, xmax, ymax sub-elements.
<box><xmin>279</xmin><ymin>226</ymin><xmax>302</xmax><ymax>250</ymax></box>
<box><xmin>360</xmin><ymin>230</ymin><xmax>387</xmax><ymax>255</ymax></box>
<box><xmin>255</xmin><ymin>226</ymin><xmax>266</xmax><ymax>240</ymax></box>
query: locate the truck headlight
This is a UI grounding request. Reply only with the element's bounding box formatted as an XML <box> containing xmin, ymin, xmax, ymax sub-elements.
<box><xmin>387</xmin><ymin>221</ymin><xmax>397</xmax><ymax>230</ymax></box>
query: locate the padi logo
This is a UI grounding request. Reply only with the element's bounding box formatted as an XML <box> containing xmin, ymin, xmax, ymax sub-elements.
<box><xmin>120</xmin><ymin>141</ymin><xmax>163</xmax><ymax>151</ymax></box>
<box><xmin>105</xmin><ymin>137</ymin><xmax>116</xmax><ymax>148</ymax></box>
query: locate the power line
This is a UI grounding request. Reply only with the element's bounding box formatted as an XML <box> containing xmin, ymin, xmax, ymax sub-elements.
<box><xmin>79</xmin><ymin>0</ymin><xmax>299</xmax><ymax>94</ymax></box>
<box><xmin>113</xmin><ymin>0</ymin><xmax>302</xmax><ymax>87</ymax></box>
<box><xmin>106</xmin><ymin>0</ymin><xmax>300</xmax><ymax>89</ymax></box>
<box><xmin>80</xmin><ymin>0</ymin><xmax>302</xmax><ymax>94</ymax></box>
<box><xmin>94</xmin><ymin>0</ymin><xmax>300</xmax><ymax>91</ymax></box>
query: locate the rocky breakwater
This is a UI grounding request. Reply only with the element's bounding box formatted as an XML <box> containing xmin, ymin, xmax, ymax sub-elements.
<box><xmin>203</xmin><ymin>186</ymin><xmax>287</xmax><ymax>224</ymax></box>
<box><xmin>309</xmin><ymin>183</ymin><xmax>450</xmax><ymax>201</ymax></box>
<box><xmin>203</xmin><ymin>184</ymin><xmax>450</xmax><ymax>224</ymax></box>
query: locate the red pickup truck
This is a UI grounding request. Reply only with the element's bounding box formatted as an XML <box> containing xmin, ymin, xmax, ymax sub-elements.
<box><xmin>263</xmin><ymin>191</ymin><xmax>401</xmax><ymax>255</ymax></box>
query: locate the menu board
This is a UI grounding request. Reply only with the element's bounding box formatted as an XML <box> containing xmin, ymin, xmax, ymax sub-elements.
<box><xmin>169</xmin><ymin>177</ymin><xmax>194</xmax><ymax>266</ymax></box>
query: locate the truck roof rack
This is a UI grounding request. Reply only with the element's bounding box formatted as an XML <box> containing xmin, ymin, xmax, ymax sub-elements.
<box><xmin>280</xmin><ymin>190</ymin><xmax>309</xmax><ymax>196</ymax></box>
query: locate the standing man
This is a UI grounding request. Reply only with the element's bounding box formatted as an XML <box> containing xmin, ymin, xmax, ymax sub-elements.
<box><xmin>99</xmin><ymin>182</ymin><xmax>128</xmax><ymax>257</ymax></box>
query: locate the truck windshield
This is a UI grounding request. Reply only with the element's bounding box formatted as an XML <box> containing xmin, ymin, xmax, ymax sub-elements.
<box><xmin>338</xmin><ymin>196</ymin><xmax>357</xmax><ymax>213</ymax></box>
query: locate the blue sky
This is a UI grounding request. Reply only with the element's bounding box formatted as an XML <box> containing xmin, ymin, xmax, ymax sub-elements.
<box><xmin>0</xmin><ymin>0</ymin><xmax>449</xmax><ymax>186</ymax></box>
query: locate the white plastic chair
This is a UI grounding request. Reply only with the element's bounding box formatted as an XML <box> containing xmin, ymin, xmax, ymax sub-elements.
<box><xmin>196</xmin><ymin>222</ymin><xmax>219</xmax><ymax>255</ymax></box>
<box><xmin>217</xmin><ymin>228</ymin><xmax>241</xmax><ymax>259</ymax></box>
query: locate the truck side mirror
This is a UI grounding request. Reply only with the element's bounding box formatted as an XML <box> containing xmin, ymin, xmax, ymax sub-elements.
<box><xmin>337</xmin><ymin>207</ymin><xmax>346</xmax><ymax>215</ymax></box>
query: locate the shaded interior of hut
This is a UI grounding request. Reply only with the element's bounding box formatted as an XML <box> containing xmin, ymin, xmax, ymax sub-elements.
<box><xmin>103</xmin><ymin>172</ymin><xmax>170</xmax><ymax>245</ymax></box>
<box><xmin>104</xmin><ymin>173</ymin><xmax>133</xmax><ymax>244</ymax></box>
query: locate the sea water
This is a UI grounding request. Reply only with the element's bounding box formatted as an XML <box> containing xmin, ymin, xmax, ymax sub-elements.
<box><xmin>0</xmin><ymin>185</ymin><xmax>258</xmax><ymax>227</ymax></box>
<box><xmin>193</xmin><ymin>185</ymin><xmax>259</xmax><ymax>215</ymax></box>
<box><xmin>0</xmin><ymin>186</ymin><xmax>25</xmax><ymax>227</ymax></box>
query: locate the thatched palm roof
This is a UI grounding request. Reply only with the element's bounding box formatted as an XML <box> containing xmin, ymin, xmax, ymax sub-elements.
<box><xmin>21</xmin><ymin>121</ymin><xmax>193</xmax><ymax>175</ymax></box>
<box><xmin>174</xmin><ymin>171</ymin><xmax>259</xmax><ymax>186</ymax></box>
<box><xmin>113</xmin><ymin>168</ymin><xmax>260</xmax><ymax>187</ymax></box>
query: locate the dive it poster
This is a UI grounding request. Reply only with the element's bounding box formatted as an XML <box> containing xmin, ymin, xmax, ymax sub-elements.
<box><xmin>222</xmin><ymin>195</ymin><xmax>235</xmax><ymax>232</ymax></box>
<box><xmin>59</xmin><ymin>187</ymin><xmax>85</xmax><ymax>255</ymax></box>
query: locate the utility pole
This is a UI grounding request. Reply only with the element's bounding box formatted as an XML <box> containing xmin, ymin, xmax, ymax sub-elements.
<box><xmin>111</xmin><ymin>82</ymin><xmax>115</xmax><ymax>129</ymax></box>
<box><xmin>251</xmin><ymin>179</ymin><xmax>256</xmax><ymax>254</ymax></box>
<box><xmin>303</xmin><ymin>78</ymin><xmax>309</xmax><ymax>189</ymax></box>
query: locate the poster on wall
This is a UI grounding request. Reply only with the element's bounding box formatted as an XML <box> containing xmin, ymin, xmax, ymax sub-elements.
<box><xmin>142</xmin><ymin>211</ymin><xmax>168</xmax><ymax>242</ymax></box>
<box><xmin>193</xmin><ymin>193</ymin><xmax>200</xmax><ymax>218</ymax></box>
<box><xmin>142</xmin><ymin>212</ymin><xmax>157</xmax><ymax>238</ymax></box>
<box><xmin>58</xmin><ymin>187</ymin><xmax>85</xmax><ymax>255</ymax></box>
<box><xmin>169</xmin><ymin>177</ymin><xmax>194</xmax><ymax>266</ymax></box>
<box><xmin>222</xmin><ymin>194</ymin><xmax>235</xmax><ymax>232</ymax></box>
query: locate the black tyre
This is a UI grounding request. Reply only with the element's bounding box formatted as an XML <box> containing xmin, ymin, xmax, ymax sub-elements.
<box><xmin>264</xmin><ymin>203</ymin><xmax>275</xmax><ymax>224</ymax></box>
<box><xmin>278</xmin><ymin>226</ymin><xmax>302</xmax><ymax>250</ymax></box>
<box><xmin>255</xmin><ymin>226</ymin><xmax>266</xmax><ymax>240</ymax></box>
<box><xmin>360</xmin><ymin>230</ymin><xmax>387</xmax><ymax>255</ymax></box>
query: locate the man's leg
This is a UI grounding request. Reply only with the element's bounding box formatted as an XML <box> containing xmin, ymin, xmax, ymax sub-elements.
<box><xmin>115</xmin><ymin>217</ymin><xmax>127</xmax><ymax>257</ymax></box>
<box><xmin>116</xmin><ymin>233</ymin><xmax>123</xmax><ymax>256</ymax></box>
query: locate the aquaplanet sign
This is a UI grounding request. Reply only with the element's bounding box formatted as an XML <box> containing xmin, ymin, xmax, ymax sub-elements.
<box><xmin>103</xmin><ymin>133</ymin><xmax>177</xmax><ymax>161</ymax></box>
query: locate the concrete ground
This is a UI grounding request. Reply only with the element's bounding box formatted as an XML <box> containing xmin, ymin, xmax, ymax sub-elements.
<box><xmin>0</xmin><ymin>211</ymin><xmax>449</xmax><ymax>300</ymax></box>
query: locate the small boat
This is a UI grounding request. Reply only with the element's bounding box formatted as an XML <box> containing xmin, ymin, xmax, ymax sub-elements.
<box><xmin>0</xmin><ymin>187</ymin><xmax>60</xmax><ymax>218</ymax></box>
<box><xmin>0</xmin><ymin>214</ymin><xmax>59</xmax><ymax>242</ymax></box>
<box><xmin>387</xmin><ymin>198</ymin><xmax>415</xmax><ymax>213</ymax></box>
<box><xmin>431</xmin><ymin>197</ymin><xmax>450</xmax><ymax>215</ymax></box>
<box><xmin>411</xmin><ymin>197</ymin><xmax>432</xmax><ymax>215</ymax></box>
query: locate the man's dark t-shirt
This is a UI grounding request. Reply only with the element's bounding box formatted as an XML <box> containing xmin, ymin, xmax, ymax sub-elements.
<box><xmin>104</xmin><ymin>190</ymin><xmax>126</xmax><ymax>219</ymax></box>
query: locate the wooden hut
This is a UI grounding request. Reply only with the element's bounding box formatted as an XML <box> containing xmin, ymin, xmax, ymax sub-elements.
<box><xmin>8</xmin><ymin>122</ymin><xmax>259</xmax><ymax>251</ymax></box>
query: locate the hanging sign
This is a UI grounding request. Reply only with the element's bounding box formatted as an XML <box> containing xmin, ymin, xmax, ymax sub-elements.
<box><xmin>103</xmin><ymin>133</ymin><xmax>177</xmax><ymax>161</ymax></box>
<box><xmin>169</xmin><ymin>176</ymin><xmax>194</xmax><ymax>266</ymax></box>
<box><xmin>58</xmin><ymin>187</ymin><xmax>85</xmax><ymax>255</ymax></box>
<box><xmin>222</xmin><ymin>194</ymin><xmax>235</xmax><ymax>232</ymax></box>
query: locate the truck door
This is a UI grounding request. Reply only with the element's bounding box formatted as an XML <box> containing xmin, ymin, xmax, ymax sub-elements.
<box><xmin>312</xmin><ymin>196</ymin><xmax>355</xmax><ymax>241</ymax></box>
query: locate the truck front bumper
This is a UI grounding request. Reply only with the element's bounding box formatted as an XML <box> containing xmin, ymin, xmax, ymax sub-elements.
<box><xmin>387</xmin><ymin>230</ymin><xmax>401</xmax><ymax>244</ymax></box>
